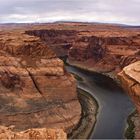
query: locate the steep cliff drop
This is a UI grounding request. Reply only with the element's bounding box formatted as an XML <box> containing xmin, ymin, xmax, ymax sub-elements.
<box><xmin>1</xmin><ymin>23</ymin><xmax>139</xmax><ymax>139</ymax></box>
<box><xmin>118</xmin><ymin>61</ymin><xmax>140</xmax><ymax>139</ymax></box>
<box><xmin>69</xmin><ymin>35</ymin><xmax>140</xmax><ymax>79</ymax></box>
<box><xmin>24</xmin><ymin>24</ymin><xmax>140</xmax><ymax>79</ymax></box>
<box><xmin>24</xmin><ymin>24</ymin><xmax>140</xmax><ymax>139</ymax></box>
<box><xmin>0</xmin><ymin>29</ymin><xmax>81</xmax><ymax>139</ymax></box>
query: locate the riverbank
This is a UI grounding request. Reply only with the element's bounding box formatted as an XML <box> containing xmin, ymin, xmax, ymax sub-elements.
<box><xmin>66</xmin><ymin>60</ymin><xmax>135</xmax><ymax>139</ymax></box>
<box><xmin>125</xmin><ymin>110</ymin><xmax>140</xmax><ymax>139</ymax></box>
<box><xmin>68</xmin><ymin>88</ymin><xmax>98</xmax><ymax>139</ymax></box>
<box><xmin>62</xmin><ymin>57</ymin><xmax>99</xmax><ymax>139</ymax></box>
<box><xmin>125</xmin><ymin>110</ymin><xmax>136</xmax><ymax>139</ymax></box>
<box><xmin>67</xmin><ymin>59</ymin><xmax>120</xmax><ymax>84</ymax></box>
<box><xmin>132</xmin><ymin>113</ymin><xmax>140</xmax><ymax>139</ymax></box>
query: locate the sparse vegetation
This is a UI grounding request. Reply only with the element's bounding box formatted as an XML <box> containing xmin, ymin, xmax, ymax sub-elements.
<box><xmin>125</xmin><ymin>110</ymin><xmax>137</xmax><ymax>139</ymax></box>
<box><xmin>71</xmin><ymin>72</ymin><xmax>83</xmax><ymax>81</ymax></box>
<box><xmin>59</xmin><ymin>56</ymin><xmax>68</xmax><ymax>64</ymax></box>
<box><xmin>68</xmin><ymin>88</ymin><xmax>99</xmax><ymax>139</ymax></box>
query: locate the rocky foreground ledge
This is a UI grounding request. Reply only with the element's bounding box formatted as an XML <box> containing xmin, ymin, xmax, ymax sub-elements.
<box><xmin>0</xmin><ymin>126</ymin><xmax>66</xmax><ymax>139</ymax></box>
<box><xmin>118</xmin><ymin>61</ymin><xmax>140</xmax><ymax>139</ymax></box>
<box><xmin>0</xmin><ymin>28</ymin><xmax>82</xmax><ymax>139</ymax></box>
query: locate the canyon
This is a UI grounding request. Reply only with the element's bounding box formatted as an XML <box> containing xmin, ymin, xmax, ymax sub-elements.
<box><xmin>0</xmin><ymin>22</ymin><xmax>140</xmax><ymax>139</ymax></box>
<box><xmin>118</xmin><ymin>61</ymin><xmax>140</xmax><ymax>138</ymax></box>
<box><xmin>0</xmin><ymin>25</ymin><xmax>82</xmax><ymax>139</ymax></box>
<box><xmin>24</xmin><ymin>23</ymin><xmax>140</xmax><ymax>78</ymax></box>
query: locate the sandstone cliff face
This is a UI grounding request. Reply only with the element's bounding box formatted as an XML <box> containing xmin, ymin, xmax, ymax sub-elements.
<box><xmin>118</xmin><ymin>61</ymin><xmax>140</xmax><ymax>139</ymax></box>
<box><xmin>69</xmin><ymin>35</ymin><xmax>140</xmax><ymax>76</ymax></box>
<box><xmin>24</xmin><ymin>24</ymin><xmax>140</xmax><ymax>78</ymax></box>
<box><xmin>0</xmin><ymin>29</ymin><xmax>81</xmax><ymax>136</ymax></box>
<box><xmin>0</xmin><ymin>126</ymin><xmax>66</xmax><ymax>139</ymax></box>
<box><xmin>118</xmin><ymin>61</ymin><xmax>140</xmax><ymax>113</ymax></box>
<box><xmin>21</xmin><ymin>23</ymin><xmax>140</xmax><ymax>139</ymax></box>
<box><xmin>25</xmin><ymin>30</ymin><xmax>77</xmax><ymax>57</ymax></box>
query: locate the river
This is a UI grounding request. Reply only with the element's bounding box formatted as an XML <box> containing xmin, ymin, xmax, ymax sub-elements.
<box><xmin>66</xmin><ymin>65</ymin><xmax>135</xmax><ymax>139</ymax></box>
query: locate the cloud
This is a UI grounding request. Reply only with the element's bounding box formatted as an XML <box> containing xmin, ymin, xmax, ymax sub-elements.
<box><xmin>0</xmin><ymin>0</ymin><xmax>139</xmax><ymax>25</ymax></box>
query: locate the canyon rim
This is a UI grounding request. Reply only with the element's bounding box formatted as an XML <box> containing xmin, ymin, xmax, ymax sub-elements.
<box><xmin>0</xmin><ymin>0</ymin><xmax>140</xmax><ymax>139</ymax></box>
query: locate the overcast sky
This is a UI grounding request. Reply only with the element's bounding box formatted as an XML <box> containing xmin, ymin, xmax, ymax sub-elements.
<box><xmin>0</xmin><ymin>0</ymin><xmax>140</xmax><ymax>25</ymax></box>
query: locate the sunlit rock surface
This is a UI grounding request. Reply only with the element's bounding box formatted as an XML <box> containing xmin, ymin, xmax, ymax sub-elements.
<box><xmin>0</xmin><ymin>126</ymin><xmax>66</xmax><ymax>140</ymax></box>
<box><xmin>0</xmin><ymin>26</ymin><xmax>82</xmax><ymax>138</ymax></box>
<box><xmin>118</xmin><ymin>61</ymin><xmax>140</xmax><ymax>138</ymax></box>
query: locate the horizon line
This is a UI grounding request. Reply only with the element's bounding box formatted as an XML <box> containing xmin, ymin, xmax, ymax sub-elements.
<box><xmin>0</xmin><ymin>21</ymin><xmax>140</xmax><ymax>27</ymax></box>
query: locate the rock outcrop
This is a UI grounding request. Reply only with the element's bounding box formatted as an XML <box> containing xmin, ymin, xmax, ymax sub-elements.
<box><xmin>25</xmin><ymin>29</ymin><xmax>77</xmax><ymax>57</ymax></box>
<box><xmin>1</xmin><ymin>22</ymin><xmax>140</xmax><ymax>139</ymax></box>
<box><xmin>0</xmin><ymin>28</ymin><xmax>81</xmax><ymax>137</ymax></box>
<box><xmin>23</xmin><ymin>23</ymin><xmax>140</xmax><ymax>138</ymax></box>
<box><xmin>23</xmin><ymin>23</ymin><xmax>140</xmax><ymax>78</ymax></box>
<box><xmin>118</xmin><ymin>61</ymin><xmax>140</xmax><ymax>113</ymax></box>
<box><xmin>118</xmin><ymin>61</ymin><xmax>140</xmax><ymax>139</ymax></box>
<box><xmin>69</xmin><ymin>35</ymin><xmax>140</xmax><ymax>77</ymax></box>
<box><xmin>0</xmin><ymin>126</ymin><xmax>66</xmax><ymax>139</ymax></box>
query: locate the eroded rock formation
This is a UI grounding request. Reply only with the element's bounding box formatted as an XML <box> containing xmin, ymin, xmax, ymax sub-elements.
<box><xmin>69</xmin><ymin>35</ymin><xmax>140</xmax><ymax>77</ymax></box>
<box><xmin>0</xmin><ymin>28</ymin><xmax>81</xmax><ymax>138</ymax></box>
<box><xmin>25</xmin><ymin>29</ymin><xmax>77</xmax><ymax>57</ymax></box>
<box><xmin>118</xmin><ymin>61</ymin><xmax>140</xmax><ymax>113</ymax></box>
<box><xmin>24</xmin><ymin>23</ymin><xmax>140</xmax><ymax>78</ymax></box>
<box><xmin>23</xmin><ymin>23</ymin><xmax>140</xmax><ymax>138</ymax></box>
<box><xmin>0</xmin><ymin>126</ymin><xmax>66</xmax><ymax>139</ymax></box>
<box><xmin>118</xmin><ymin>61</ymin><xmax>140</xmax><ymax>138</ymax></box>
<box><xmin>1</xmin><ymin>22</ymin><xmax>140</xmax><ymax>139</ymax></box>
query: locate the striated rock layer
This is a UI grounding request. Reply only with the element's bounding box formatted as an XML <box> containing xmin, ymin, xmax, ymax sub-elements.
<box><xmin>69</xmin><ymin>35</ymin><xmax>140</xmax><ymax>78</ymax></box>
<box><xmin>0</xmin><ymin>28</ymin><xmax>81</xmax><ymax>137</ymax></box>
<box><xmin>1</xmin><ymin>22</ymin><xmax>140</xmax><ymax>139</ymax></box>
<box><xmin>25</xmin><ymin>29</ymin><xmax>77</xmax><ymax>57</ymax></box>
<box><xmin>24</xmin><ymin>23</ymin><xmax>140</xmax><ymax>78</ymax></box>
<box><xmin>118</xmin><ymin>61</ymin><xmax>140</xmax><ymax>113</ymax></box>
<box><xmin>118</xmin><ymin>61</ymin><xmax>140</xmax><ymax>138</ymax></box>
<box><xmin>0</xmin><ymin>126</ymin><xmax>66</xmax><ymax>139</ymax></box>
<box><xmin>24</xmin><ymin>23</ymin><xmax>140</xmax><ymax>138</ymax></box>
<box><xmin>21</xmin><ymin>23</ymin><xmax>140</xmax><ymax>139</ymax></box>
